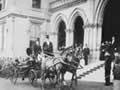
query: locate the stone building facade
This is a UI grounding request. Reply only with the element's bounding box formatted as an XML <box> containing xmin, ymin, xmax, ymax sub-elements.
<box><xmin>48</xmin><ymin>0</ymin><xmax>108</xmax><ymax>62</ymax></box>
<box><xmin>0</xmin><ymin>0</ymin><xmax>109</xmax><ymax>62</ymax></box>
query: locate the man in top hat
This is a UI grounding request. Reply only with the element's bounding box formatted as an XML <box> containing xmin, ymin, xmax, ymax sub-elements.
<box><xmin>83</xmin><ymin>44</ymin><xmax>90</xmax><ymax>65</ymax></box>
<box><xmin>43</xmin><ymin>35</ymin><xmax>54</xmax><ymax>56</ymax></box>
<box><xmin>33</xmin><ymin>39</ymin><xmax>42</xmax><ymax>58</ymax></box>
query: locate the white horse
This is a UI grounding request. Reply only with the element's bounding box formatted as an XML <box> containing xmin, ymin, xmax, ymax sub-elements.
<box><xmin>38</xmin><ymin>52</ymin><xmax>63</xmax><ymax>89</ymax></box>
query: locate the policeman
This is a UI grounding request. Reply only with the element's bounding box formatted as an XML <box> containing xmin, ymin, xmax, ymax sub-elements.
<box><xmin>104</xmin><ymin>42</ymin><xmax>114</xmax><ymax>86</ymax></box>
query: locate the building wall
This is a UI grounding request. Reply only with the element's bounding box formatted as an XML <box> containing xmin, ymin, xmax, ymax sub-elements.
<box><xmin>0</xmin><ymin>0</ymin><xmax>109</xmax><ymax>60</ymax></box>
<box><xmin>0</xmin><ymin>0</ymin><xmax>50</xmax><ymax>58</ymax></box>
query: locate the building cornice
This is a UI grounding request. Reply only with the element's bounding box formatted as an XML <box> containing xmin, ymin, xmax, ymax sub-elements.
<box><xmin>49</xmin><ymin>0</ymin><xmax>87</xmax><ymax>13</ymax></box>
<box><xmin>0</xmin><ymin>13</ymin><xmax>50</xmax><ymax>23</ymax></box>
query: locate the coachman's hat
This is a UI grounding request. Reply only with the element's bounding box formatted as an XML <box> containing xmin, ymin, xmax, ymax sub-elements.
<box><xmin>46</xmin><ymin>35</ymin><xmax>49</xmax><ymax>39</ymax></box>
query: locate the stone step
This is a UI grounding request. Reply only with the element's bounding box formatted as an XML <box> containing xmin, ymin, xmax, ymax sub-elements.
<box><xmin>77</xmin><ymin>61</ymin><xmax>104</xmax><ymax>79</ymax></box>
<box><xmin>64</xmin><ymin>61</ymin><xmax>105</xmax><ymax>80</ymax></box>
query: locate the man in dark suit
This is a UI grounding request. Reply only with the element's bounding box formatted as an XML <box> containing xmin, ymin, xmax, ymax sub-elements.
<box><xmin>83</xmin><ymin>44</ymin><xmax>90</xmax><ymax>65</ymax></box>
<box><xmin>33</xmin><ymin>39</ymin><xmax>42</xmax><ymax>58</ymax></box>
<box><xmin>104</xmin><ymin>43</ymin><xmax>114</xmax><ymax>86</ymax></box>
<box><xmin>104</xmin><ymin>37</ymin><xmax>115</xmax><ymax>86</ymax></box>
<box><xmin>43</xmin><ymin>35</ymin><xmax>54</xmax><ymax>56</ymax></box>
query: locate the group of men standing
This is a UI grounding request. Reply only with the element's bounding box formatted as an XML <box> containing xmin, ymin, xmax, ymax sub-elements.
<box><xmin>26</xmin><ymin>35</ymin><xmax>53</xmax><ymax>58</ymax></box>
<box><xmin>26</xmin><ymin>34</ymin><xmax>90</xmax><ymax>67</ymax></box>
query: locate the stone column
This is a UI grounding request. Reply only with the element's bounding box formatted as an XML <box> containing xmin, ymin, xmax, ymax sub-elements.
<box><xmin>6</xmin><ymin>17</ymin><xmax>14</xmax><ymax>57</ymax></box>
<box><xmin>96</xmin><ymin>25</ymin><xmax>102</xmax><ymax>50</ymax></box>
<box><xmin>83</xmin><ymin>24</ymin><xmax>93</xmax><ymax>49</ymax></box>
<box><xmin>96</xmin><ymin>24</ymin><xmax>102</xmax><ymax>60</ymax></box>
<box><xmin>83</xmin><ymin>23</ymin><xmax>101</xmax><ymax>63</ymax></box>
<box><xmin>92</xmin><ymin>27</ymin><xmax>97</xmax><ymax>62</ymax></box>
<box><xmin>83</xmin><ymin>26</ymin><xmax>89</xmax><ymax>47</ymax></box>
<box><xmin>65</xmin><ymin>29</ymin><xmax>74</xmax><ymax>47</ymax></box>
<box><xmin>88</xmin><ymin>27</ymin><xmax>93</xmax><ymax>63</ymax></box>
<box><xmin>4</xmin><ymin>25</ymin><xmax>7</xmax><ymax>53</ymax></box>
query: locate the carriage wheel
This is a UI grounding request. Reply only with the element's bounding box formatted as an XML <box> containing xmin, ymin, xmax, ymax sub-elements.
<box><xmin>9</xmin><ymin>69</ymin><xmax>18</xmax><ymax>84</ymax></box>
<box><xmin>28</xmin><ymin>70</ymin><xmax>37</xmax><ymax>87</ymax></box>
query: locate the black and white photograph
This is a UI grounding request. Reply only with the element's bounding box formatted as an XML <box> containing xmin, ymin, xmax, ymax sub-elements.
<box><xmin>0</xmin><ymin>0</ymin><xmax>119</xmax><ymax>90</ymax></box>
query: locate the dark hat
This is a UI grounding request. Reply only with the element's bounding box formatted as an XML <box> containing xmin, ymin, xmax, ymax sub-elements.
<box><xmin>46</xmin><ymin>35</ymin><xmax>49</xmax><ymax>39</ymax></box>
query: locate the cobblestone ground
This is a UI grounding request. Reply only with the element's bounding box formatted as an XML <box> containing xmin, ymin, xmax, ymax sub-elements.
<box><xmin>0</xmin><ymin>78</ymin><xmax>73</xmax><ymax>90</ymax></box>
<box><xmin>0</xmin><ymin>78</ymin><xmax>41</xmax><ymax>90</ymax></box>
<box><xmin>0</xmin><ymin>61</ymin><xmax>113</xmax><ymax>90</ymax></box>
<box><xmin>0</xmin><ymin>77</ymin><xmax>113</xmax><ymax>90</ymax></box>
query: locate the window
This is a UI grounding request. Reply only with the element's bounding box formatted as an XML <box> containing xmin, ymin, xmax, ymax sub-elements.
<box><xmin>0</xmin><ymin>0</ymin><xmax>5</xmax><ymax>11</ymax></box>
<box><xmin>32</xmin><ymin>0</ymin><xmax>41</xmax><ymax>9</ymax></box>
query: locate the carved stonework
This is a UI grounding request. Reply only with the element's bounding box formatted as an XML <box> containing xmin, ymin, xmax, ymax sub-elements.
<box><xmin>66</xmin><ymin>29</ymin><xmax>73</xmax><ymax>33</ymax></box>
<box><xmin>83</xmin><ymin>23</ymin><xmax>102</xmax><ymax>29</ymax></box>
<box><xmin>49</xmin><ymin>0</ymin><xmax>88</xmax><ymax>12</ymax></box>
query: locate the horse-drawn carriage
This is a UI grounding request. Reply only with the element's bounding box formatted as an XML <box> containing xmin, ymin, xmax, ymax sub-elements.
<box><xmin>9</xmin><ymin>46</ymin><xmax>83</xmax><ymax>89</ymax></box>
<box><xmin>9</xmin><ymin>57</ymin><xmax>41</xmax><ymax>85</ymax></box>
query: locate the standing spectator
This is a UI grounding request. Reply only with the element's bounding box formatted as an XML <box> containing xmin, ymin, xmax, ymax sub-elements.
<box><xmin>113</xmin><ymin>48</ymin><xmax>120</xmax><ymax>90</ymax></box>
<box><xmin>43</xmin><ymin>35</ymin><xmax>54</xmax><ymax>56</ymax></box>
<box><xmin>104</xmin><ymin>43</ymin><xmax>114</xmax><ymax>86</ymax></box>
<box><xmin>83</xmin><ymin>44</ymin><xmax>90</xmax><ymax>65</ymax></box>
<box><xmin>33</xmin><ymin>39</ymin><xmax>42</xmax><ymax>58</ymax></box>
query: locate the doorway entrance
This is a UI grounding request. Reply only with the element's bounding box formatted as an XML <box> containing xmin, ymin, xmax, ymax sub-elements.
<box><xmin>58</xmin><ymin>20</ymin><xmax>66</xmax><ymax>50</ymax></box>
<box><xmin>102</xmin><ymin>0</ymin><xmax>120</xmax><ymax>47</ymax></box>
<box><xmin>74</xmin><ymin>16</ymin><xmax>84</xmax><ymax>47</ymax></box>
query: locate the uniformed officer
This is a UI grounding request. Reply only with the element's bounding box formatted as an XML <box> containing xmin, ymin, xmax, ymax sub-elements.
<box><xmin>104</xmin><ymin>41</ymin><xmax>115</xmax><ymax>86</ymax></box>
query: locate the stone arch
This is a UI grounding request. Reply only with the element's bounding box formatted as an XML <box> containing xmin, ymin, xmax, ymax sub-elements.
<box><xmin>69</xmin><ymin>8</ymin><xmax>88</xmax><ymax>30</ymax></box>
<box><xmin>94</xmin><ymin>0</ymin><xmax>109</xmax><ymax>25</ymax></box>
<box><xmin>53</xmin><ymin>13</ymin><xmax>68</xmax><ymax>33</ymax></box>
<box><xmin>68</xmin><ymin>8</ymin><xmax>88</xmax><ymax>46</ymax></box>
<box><xmin>53</xmin><ymin>13</ymin><xmax>67</xmax><ymax>50</ymax></box>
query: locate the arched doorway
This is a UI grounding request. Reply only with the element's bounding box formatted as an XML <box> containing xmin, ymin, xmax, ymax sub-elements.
<box><xmin>58</xmin><ymin>20</ymin><xmax>66</xmax><ymax>50</ymax></box>
<box><xmin>102</xmin><ymin>0</ymin><xmax>120</xmax><ymax>47</ymax></box>
<box><xmin>74</xmin><ymin>16</ymin><xmax>84</xmax><ymax>47</ymax></box>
